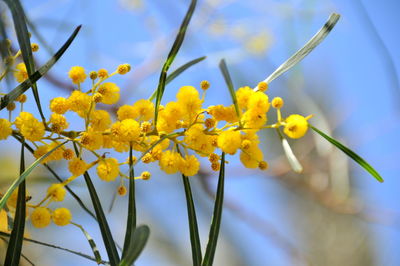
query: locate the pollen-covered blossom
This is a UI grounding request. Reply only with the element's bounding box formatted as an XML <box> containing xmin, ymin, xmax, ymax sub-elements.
<box><xmin>284</xmin><ymin>114</ymin><xmax>309</xmax><ymax>139</ymax></box>
<box><xmin>98</xmin><ymin>82</ymin><xmax>120</xmax><ymax>104</ymax></box>
<box><xmin>47</xmin><ymin>184</ymin><xmax>66</xmax><ymax>202</ymax></box>
<box><xmin>0</xmin><ymin>119</ymin><xmax>12</xmax><ymax>140</ymax></box>
<box><xmin>30</xmin><ymin>207</ymin><xmax>51</xmax><ymax>228</ymax></box>
<box><xmin>68</xmin><ymin>66</ymin><xmax>86</xmax><ymax>84</ymax></box>
<box><xmin>52</xmin><ymin>208</ymin><xmax>72</xmax><ymax>226</ymax></box>
<box><xmin>14</xmin><ymin>63</ymin><xmax>28</xmax><ymax>83</ymax></box>
<box><xmin>68</xmin><ymin>158</ymin><xmax>88</xmax><ymax>176</ymax></box>
<box><xmin>97</xmin><ymin>158</ymin><xmax>120</xmax><ymax>181</ymax></box>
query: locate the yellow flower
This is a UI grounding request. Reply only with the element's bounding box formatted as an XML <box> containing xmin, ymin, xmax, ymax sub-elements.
<box><xmin>20</xmin><ymin>117</ymin><xmax>45</xmax><ymax>141</ymax></box>
<box><xmin>117</xmin><ymin>105</ymin><xmax>136</xmax><ymax>120</ymax></box>
<box><xmin>98</xmin><ymin>82</ymin><xmax>120</xmax><ymax>104</ymax></box>
<box><xmin>97</xmin><ymin>158</ymin><xmax>119</xmax><ymax>181</ymax></box>
<box><xmin>68</xmin><ymin>66</ymin><xmax>86</xmax><ymax>84</ymax></box>
<box><xmin>208</xmin><ymin>105</ymin><xmax>238</xmax><ymax>123</ymax></box>
<box><xmin>240</xmin><ymin>109</ymin><xmax>266</xmax><ymax>129</ymax></box>
<box><xmin>14</xmin><ymin>63</ymin><xmax>28</xmax><ymax>83</ymax></box>
<box><xmin>0</xmin><ymin>119</ymin><xmax>12</xmax><ymax>140</ymax></box>
<box><xmin>50</xmin><ymin>97</ymin><xmax>70</xmax><ymax>114</ymax></box>
<box><xmin>111</xmin><ymin>119</ymin><xmax>140</xmax><ymax>142</ymax></box>
<box><xmin>240</xmin><ymin>145</ymin><xmax>263</xmax><ymax>168</ymax></box>
<box><xmin>117</xmin><ymin>63</ymin><xmax>131</xmax><ymax>75</ymax></box>
<box><xmin>159</xmin><ymin>150</ymin><xmax>182</xmax><ymax>174</ymax></box>
<box><xmin>30</xmin><ymin>207</ymin><xmax>51</xmax><ymax>228</ymax></box>
<box><xmin>0</xmin><ymin>209</ymin><xmax>8</xmax><ymax>232</ymax></box>
<box><xmin>90</xmin><ymin>110</ymin><xmax>111</xmax><ymax>131</ymax></box>
<box><xmin>179</xmin><ymin>155</ymin><xmax>200</xmax><ymax>177</ymax></box>
<box><xmin>217</xmin><ymin>130</ymin><xmax>241</xmax><ymax>155</ymax></box>
<box><xmin>52</xmin><ymin>208</ymin><xmax>72</xmax><ymax>226</ymax></box>
<box><xmin>49</xmin><ymin>113</ymin><xmax>69</xmax><ymax>133</ymax></box>
<box><xmin>68</xmin><ymin>158</ymin><xmax>88</xmax><ymax>176</ymax></box>
<box><xmin>271</xmin><ymin>97</ymin><xmax>284</xmax><ymax>109</ymax></box>
<box><xmin>132</xmin><ymin>99</ymin><xmax>154</xmax><ymax>121</ymax></box>
<box><xmin>283</xmin><ymin>114</ymin><xmax>309</xmax><ymax>139</ymax></box>
<box><xmin>47</xmin><ymin>184</ymin><xmax>66</xmax><ymax>202</ymax></box>
<box><xmin>247</xmin><ymin>91</ymin><xmax>270</xmax><ymax>113</ymax></box>
<box><xmin>68</xmin><ymin>90</ymin><xmax>91</xmax><ymax>116</ymax></box>
<box><xmin>80</xmin><ymin>131</ymin><xmax>103</xmax><ymax>150</ymax></box>
<box><xmin>14</xmin><ymin>112</ymin><xmax>34</xmax><ymax>130</ymax></box>
<box><xmin>235</xmin><ymin>86</ymin><xmax>254</xmax><ymax>110</ymax></box>
<box><xmin>176</xmin><ymin>86</ymin><xmax>202</xmax><ymax>120</ymax></box>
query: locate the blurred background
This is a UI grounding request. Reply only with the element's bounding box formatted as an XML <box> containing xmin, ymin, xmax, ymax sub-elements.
<box><xmin>1</xmin><ymin>0</ymin><xmax>399</xmax><ymax>265</ymax></box>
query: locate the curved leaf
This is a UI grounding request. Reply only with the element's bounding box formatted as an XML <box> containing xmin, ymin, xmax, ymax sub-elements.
<box><xmin>310</xmin><ymin>125</ymin><xmax>383</xmax><ymax>183</ymax></box>
<box><xmin>120</xmin><ymin>225</ymin><xmax>150</xmax><ymax>266</ymax></box>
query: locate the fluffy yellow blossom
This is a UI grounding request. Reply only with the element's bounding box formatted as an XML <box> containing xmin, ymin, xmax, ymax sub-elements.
<box><xmin>16</xmin><ymin>94</ymin><xmax>27</xmax><ymax>103</ymax></box>
<box><xmin>90</xmin><ymin>110</ymin><xmax>111</xmax><ymax>131</ymax></box>
<box><xmin>179</xmin><ymin>155</ymin><xmax>200</xmax><ymax>176</ymax></box>
<box><xmin>68</xmin><ymin>90</ymin><xmax>91</xmax><ymax>115</ymax></box>
<box><xmin>80</xmin><ymin>131</ymin><xmax>103</xmax><ymax>150</ymax></box>
<box><xmin>111</xmin><ymin>119</ymin><xmax>140</xmax><ymax>142</ymax></box>
<box><xmin>68</xmin><ymin>66</ymin><xmax>86</xmax><ymax>84</ymax></box>
<box><xmin>140</xmin><ymin>171</ymin><xmax>151</xmax><ymax>180</ymax></box>
<box><xmin>200</xmin><ymin>80</ymin><xmax>210</xmax><ymax>90</ymax></box>
<box><xmin>176</xmin><ymin>86</ymin><xmax>202</xmax><ymax>120</ymax></box>
<box><xmin>283</xmin><ymin>114</ymin><xmax>309</xmax><ymax>139</ymax></box>
<box><xmin>97</xmin><ymin>158</ymin><xmax>119</xmax><ymax>181</ymax></box>
<box><xmin>0</xmin><ymin>119</ymin><xmax>12</xmax><ymax>140</ymax></box>
<box><xmin>98</xmin><ymin>69</ymin><xmax>108</xmax><ymax>79</ymax></box>
<box><xmin>14</xmin><ymin>111</ymin><xmax>34</xmax><ymax>130</ymax></box>
<box><xmin>132</xmin><ymin>99</ymin><xmax>154</xmax><ymax>121</ymax></box>
<box><xmin>34</xmin><ymin>145</ymin><xmax>52</xmax><ymax>164</ymax></box>
<box><xmin>49</xmin><ymin>113</ymin><xmax>69</xmax><ymax>133</ymax></box>
<box><xmin>14</xmin><ymin>63</ymin><xmax>28</xmax><ymax>83</ymax></box>
<box><xmin>20</xmin><ymin>117</ymin><xmax>45</xmax><ymax>141</ymax></box>
<box><xmin>241</xmin><ymin>109</ymin><xmax>267</xmax><ymax>129</ymax></box>
<box><xmin>52</xmin><ymin>208</ymin><xmax>72</xmax><ymax>226</ymax></box>
<box><xmin>50</xmin><ymin>97</ymin><xmax>70</xmax><ymax>114</ymax></box>
<box><xmin>159</xmin><ymin>150</ymin><xmax>182</xmax><ymax>174</ymax></box>
<box><xmin>117</xmin><ymin>105</ymin><xmax>136</xmax><ymax>120</ymax></box>
<box><xmin>236</xmin><ymin>86</ymin><xmax>255</xmax><ymax>109</ymax></box>
<box><xmin>257</xmin><ymin>81</ymin><xmax>268</xmax><ymax>92</ymax></box>
<box><xmin>208</xmin><ymin>105</ymin><xmax>238</xmax><ymax>123</ymax></box>
<box><xmin>30</xmin><ymin>207</ymin><xmax>51</xmax><ymax>228</ymax></box>
<box><xmin>47</xmin><ymin>184</ymin><xmax>66</xmax><ymax>202</ymax></box>
<box><xmin>62</xmin><ymin>149</ymin><xmax>74</xmax><ymax>160</ymax></box>
<box><xmin>68</xmin><ymin>158</ymin><xmax>88</xmax><ymax>176</ymax></box>
<box><xmin>247</xmin><ymin>91</ymin><xmax>270</xmax><ymax>113</ymax></box>
<box><xmin>240</xmin><ymin>145</ymin><xmax>263</xmax><ymax>168</ymax></box>
<box><xmin>217</xmin><ymin>130</ymin><xmax>241</xmax><ymax>155</ymax></box>
<box><xmin>98</xmin><ymin>82</ymin><xmax>120</xmax><ymax>104</ymax></box>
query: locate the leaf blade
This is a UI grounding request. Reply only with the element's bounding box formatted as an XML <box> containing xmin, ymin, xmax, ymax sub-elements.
<box><xmin>310</xmin><ymin>125</ymin><xmax>383</xmax><ymax>183</ymax></box>
<box><xmin>119</xmin><ymin>225</ymin><xmax>150</xmax><ymax>266</ymax></box>
<box><xmin>154</xmin><ymin>0</ymin><xmax>197</xmax><ymax>125</ymax></box>
<box><xmin>4</xmin><ymin>142</ymin><xmax>26</xmax><ymax>265</ymax></box>
<box><xmin>202</xmin><ymin>152</ymin><xmax>225</xmax><ymax>266</ymax></box>
<box><xmin>0</xmin><ymin>25</ymin><xmax>81</xmax><ymax>110</ymax></box>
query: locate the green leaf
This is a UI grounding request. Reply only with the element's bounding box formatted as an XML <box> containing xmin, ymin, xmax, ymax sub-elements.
<box><xmin>182</xmin><ymin>175</ymin><xmax>202</xmax><ymax>265</ymax></box>
<box><xmin>122</xmin><ymin>145</ymin><xmax>137</xmax><ymax>258</ymax></box>
<box><xmin>219</xmin><ymin>59</ymin><xmax>241</xmax><ymax>122</ymax></box>
<box><xmin>11</xmin><ymin>134</ymin><xmax>97</xmax><ymax>220</ymax></box>
<box><xmin>0</xmin><ymin>25</ymin><xmax>81</xmax><ymax>110</ymax></box>
<box><xmin>0</xmin><ymin>140</ymin><xmax>68</xmax><ymax>210</ymax></box>
<box><xmin>4</xmin><ymin>142</ymin><xmax>26</xmax><ymax>265</ymax></box>
<box><xmin>120</xmin><ymin>225</ymin><xmax>150</xmax><ymax>266</ymax></box>
<box><xmin>149</xmin><ymin>56</ymin><xmax>206</xmax><ymax>101</ymax></box>
<box><xmin>154</xmin><ymin>0</ymin><xmax>197</xmax><ymax>125</ymax></box>
<box><xmin>310</xmin><ymin>125</ymin><xmax>384</xmax><ymax>183</ymax></box>
<box><xmin>260</xmin><ymin>13</ymin><xmax>340</xmax><ymax>87</ymax></box>
<box><xmin>176</xmin><ymin>145</ymin><xmax>202</xmax><ymax>265</ymax></box>
<box><xmin>73</xmin><ymin>143</ymin><xmax>120</xmax><ymax>265</ymax></box>
<box><xmin>202</xmin><ymin>152</ymin><xmax>226</xmax><ymax>266</ymax></box>
<box><xmin>3</xmin><ymin>0</ymin><xmax>45</xmax><ymax>120</ymax></box>
<box><xmin>0</xmin><ymin>231</ymin><xmax>107</xmax><ymax>264</ymax></box>
<box><xmin>73</xmin><ymin>223</ymin><xmax>103</xmax><ymax>264</ymax></box>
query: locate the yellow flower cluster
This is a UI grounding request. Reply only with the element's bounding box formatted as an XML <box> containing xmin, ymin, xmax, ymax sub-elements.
<box><xmin>2</xmin><ymin>57</ymin><xmax>312</xmax><ymax>229</ymax></box>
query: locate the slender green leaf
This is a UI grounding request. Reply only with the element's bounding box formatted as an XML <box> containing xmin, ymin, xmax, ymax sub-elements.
<box><xmin>12</xmin><ymin>134</ymin><xmax>97</xmax><ymax>220</ymax></box>
<box><xmin>257</xmin><ymin>13</ymin><xmax>340</xmax><ymax>89</ymax></box>
<box><xmin>0</xmin><ymin>25</ymin><xmax>81</xmax><ymax>110</ymax></box>
<box><xmin>219</xmin><ymin>59</ymin><xmax>241</xmax><ymax>121</ymax></box>
<box><xmin>154</xmin><ymin>0</ymin><xmax>197</xmax><ymax>125</ymax></box>
<box><xmin>73</xmin><ymin>223</ymin><xmax>103</xmax><ymax>264</ymax></box>
<box><xmin>119</xmin><ymin>225</ymin><xmax>150</xmax><ymax>266</ymax></box>
<box><xmin>149</xmin><ymin>56</ymin><xmax>206</xmax><ymax>101</ymax></box>
<box><xmin>4</xmin><ymin>142</ymin><xmax>26</xmax><ymax>265</ymax></box>
<box><xmin>202</xmin><ymin>153</ymin><xmax>225</xmax><ymax>266</ymax></box>
<box><xmin>4</xmin><ymin>0</ymin><xmax>45</xmax><ymax>120</ymax></box>
<box><xmin>73</xmin><ymin>143</ymin><xmax>120</xmax><ymax>265</ymax></box>
<box><xmin>176</xmin><ymin>146</ymin><xmax>202</xmax><ymax>265</ymax></box>
<box><xmin>122</xmin><ymin>145</ymin><xmax>137</xmax><ymax>258</ymax></box>
<box><xmin>0</xmin><ymin>140</ymin><xmax>68</xmax><ymax>210</ymax></box>
<box><xmin>0</xmin><ymin>231</ymin><xmax>107</xmax><ymax>264</ymax></box>
<box><xmin>310</xmin><ymin>125</ymin><xmax>383</xmax><ymax>182</ymax></box>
